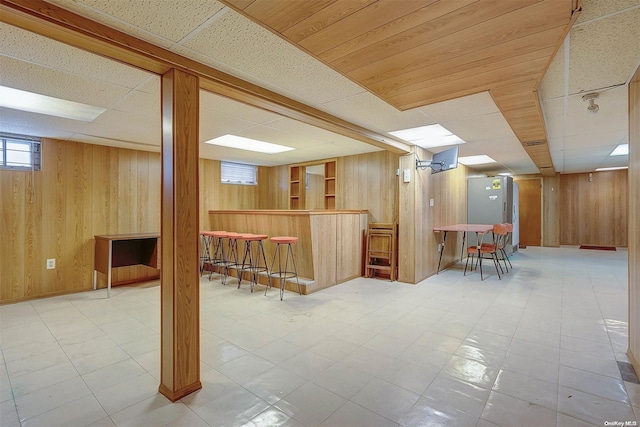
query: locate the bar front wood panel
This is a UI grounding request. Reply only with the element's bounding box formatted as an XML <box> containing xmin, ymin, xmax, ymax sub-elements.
<box><xmin>209</xmin><ymin>210</ymin><xmax>367</xmax><ymax>293</ymax></box>
<box><xmin>628</xmin><ymin>66</ymin><xmax>639</xmax><ymax>373</ymax></box>
<box><xmin>559</xmin><ymin>171</ymin><xmax>628</xmax><ymax>247</ymax></box>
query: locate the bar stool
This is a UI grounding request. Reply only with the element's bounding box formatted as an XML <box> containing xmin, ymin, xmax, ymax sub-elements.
<box><xmin>222</xmin><ymin>232</ymin><xmax>242</xmax><ymax>285</ymax></box>
<box><xmin>199</xmin><ymin>231</ymin><xmax>215</xmax><ymax>276</ymax></box>
<box><xmin>266</xmin><ymin>236</ymin><xmax>301</xmax><ymax>300</ymax></box>
<box><xmin>237</xmin><ymin>234</ymin><xmax>269</xmax><ymax>292</ymax></box>
<box><xmin>208</xmin><ymin>231</ymin><xmax>229</xmax><ymax>281</ymax></box>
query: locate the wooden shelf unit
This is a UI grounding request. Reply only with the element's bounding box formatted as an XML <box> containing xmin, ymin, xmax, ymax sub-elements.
<box><xmin>365</xmin><ymin>222</ymin><xmax>397</xmax><ymax>281</ymax></box>
<box><xmin>324</xmin><ymin>160</ymin><xmax>336</xmax><ymax>210</ymax></box>
<box><xmin>289</xmin><ymin>165</ymin><xmax>303</xmax><ymax>210</ymax></box>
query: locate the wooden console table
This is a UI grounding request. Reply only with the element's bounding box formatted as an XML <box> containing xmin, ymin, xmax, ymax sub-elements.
<box><xmin>94</xmin><ymin>233</ymin><xmax>160</xmax><ymax>297</ymax></box>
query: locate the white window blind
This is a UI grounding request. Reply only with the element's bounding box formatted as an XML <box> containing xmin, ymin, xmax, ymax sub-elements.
<box><xmin>0</xmin><ymin>133</ymin><xmax>41</xmax><ymax>171</ymax></box>
<box><xmin>221</xmin><ymin>161</ymin><xmax>257</xmax><ymax>185</ymax></box>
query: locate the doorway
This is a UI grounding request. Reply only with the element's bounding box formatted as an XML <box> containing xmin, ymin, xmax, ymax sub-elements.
<box><xmin>517</xmin><ymin>178</ymin><xmax>542</xmax><ymax>247</ymax></box>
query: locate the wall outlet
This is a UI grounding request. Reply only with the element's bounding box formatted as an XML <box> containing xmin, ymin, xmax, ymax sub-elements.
<box><xmin>429</xmin><ymin>198</ymin><xmax>434</xmax><ymax>207</ymax></box>
<box><xmin>46</xmin><ymin>258</ymin><xmax>55</xmax><ymax>269</ymax></box>
<box><xmin>403</xmin><ymin>169</ymin><xmax>411</xmax><ymax>183</ymax></box>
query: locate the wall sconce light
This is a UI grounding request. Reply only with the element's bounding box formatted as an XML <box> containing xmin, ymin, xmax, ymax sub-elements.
<box><xmin>582</xmin><ymin>92</ymin><xmax>599</xmax><ymax>113</ymax></box>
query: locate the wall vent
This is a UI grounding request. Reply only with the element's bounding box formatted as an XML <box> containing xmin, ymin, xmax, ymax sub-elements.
<box><xmin>523</xmin><ymin>140</ymin><xmax>546</xmax><ymax>147</ymax></box>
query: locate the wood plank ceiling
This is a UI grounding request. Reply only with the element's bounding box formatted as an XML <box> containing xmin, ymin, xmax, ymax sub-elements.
<box><xmin>221</xmin><ymin>0</ymin><xmax>579</xmax><ymax>176</ymax></box>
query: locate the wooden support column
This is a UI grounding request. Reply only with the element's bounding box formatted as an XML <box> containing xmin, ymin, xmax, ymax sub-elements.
<box><xmin>159</xmin><ymin>68</ymin><xmax>202</xmax><ymax>401</ymax></box>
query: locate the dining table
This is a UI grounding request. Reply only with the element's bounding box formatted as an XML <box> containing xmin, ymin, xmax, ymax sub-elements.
<box><xmin>433</xmin><ymin>224</ymin><xmax>494</xmax><ymax>274</ymax></box>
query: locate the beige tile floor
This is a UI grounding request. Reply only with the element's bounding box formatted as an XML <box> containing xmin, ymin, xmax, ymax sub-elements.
<box><xmin>1</xmin><ymin>246</ymin><xmax>639</xmax><ymax>426</ymax></box>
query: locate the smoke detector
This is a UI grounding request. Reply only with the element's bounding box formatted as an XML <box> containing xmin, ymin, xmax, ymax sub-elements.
<box><xmin>582</xmin><ymin>92</ymin><xmax>599</xmax><ymax>113</ymax></box>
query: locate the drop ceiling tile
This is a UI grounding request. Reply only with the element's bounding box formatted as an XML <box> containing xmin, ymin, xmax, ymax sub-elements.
<box><xmin>81</xmin><ymin>118</ymin><xmax>160</xmax><ymax>146</ymax></box>
<box><xmin>539</xmin><ymin>41</ymin><xmax>567</xmax><ymax>101</ymax></box>
<box><xmin>564</xmin><ymin>146</ymin><xmax>613</xmax><ymax>161</ymax></box>
<box><xmin>541</xmin><ymin>98</ymin><xmax>566</xmax><ymax>139</ymax></box>
<box><xmin>264</xmin><ymin>118</ymin><xmax>352</xmax><ymax>144</ymax></box>
<box><xmin>440</xmin><ymin>112</ymin><xmax>517</xmax><ymax>143</ymax></box>
<box><xmin>71</xmin><ymin>134</ymin><xmax>160</xmax><ymax>153</ymax></box>
<box><xmin>235</xmin><ymin>125</ymin><xmax>322</xmax><ymax>149</ymax></box>
<box><xmin>200</xmin><ymin>91</ymin><xmax>281</xmax><ymax>124</ymax></box>
<box><xmin>199</xmin><ymin>116</ymin><xmax>258</xmax><ymax>141</ymax></box>
<box><xmin>135</xmin><ymin>77</ymin><xmax>161</xmax><ymax>95</ymax></box>
<box><xmin>179</xmin><ymin>10</ymin><xmax>363</xmax><ymax>106</ymax></box>
<box><xmin>0</xmin><ymin>114</ymin><xmax>76</xmax><ymax>140</ymax></box>
<box><xmin>48</xmin><ymin>0</ymin><xmax>225</xmax><ymax>46</ymax></box>
<box><xmin>322</xmin><ymin>92</ymin><xmax>434</xmax><ymax>133</ymax></box>
<box><xmin>110</xmin><ymin>90</ymin><xmax>160</xmax><ymax>118</ymax></box>
<box><xmin>597</xmin><ymin>155</ymin><xmax>629</xmax><ymax>168</ymax></box>
<box><xmin>0</xmin><ymin>56</ymin><xmax>130</xmax><ymax>108</ymax></box>
<box><xmin>569</xmin><ymin>8</ymin><xmax>640</xmax><ymax>93</ymax></box>
<box><xmin>0</xmin><ymin>107</ymin><xmax>89</xmax><ymax>134</ymax></box>
<box><xmin>0</xmin><ymin>23</ymin><xmax>151</xmax><ymax>89</ymax></box>
<box><xmin>574</xmin><ymin>0</ymin><xmax>640</xmax><ymax>25</ymax></box>
<box><xmin>91</xmin><ymin>108</ymin><xmax>159</xmax><ymax>129</ymax></box>
<box><xmin>563</xmin><ymin>130</ymin><xmax>628</xmax><ymax>151</ymax></box>
<box><xmin>418</xmin><ymin>92</ymin><xmax>500</xmax><ymax>122</ymax></box>
<box><xmin>304</xmin><ymin>142</ymin><xmax>381</xmax><ymax>158</ymax></box>
<box><xmin>565</xmin><ymin>92</ymin><xmax>628</xmax><ymax>136</ymax></box>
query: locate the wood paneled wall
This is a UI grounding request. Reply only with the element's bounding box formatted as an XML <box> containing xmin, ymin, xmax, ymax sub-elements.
<box><xmin>628</xmin><ymin>66</ymin><xmax>639</xmax><ymax>373</ymax></box>
<box><xmin>0</xmin><ymin>139</ymin><xmax>270</xmax><ymax>303</ymax></box>
<box><xmin>398</xmin><ymin>147</ymin><xmax>472</xmax><ymax>283</ymax></box>
<box><xmin>559</xmin><ymin>170</ymin><xmax>628</xmax><ymax>247</ymax></box>
<box><xmin>336</xmin><ymin>151</ymin><xmax>399</xmax><ymax>223</ymax></box>
<box><xmin>542</xmin><ymin>175</ymin><xmax>560</xmax><ymax>247</ymax></box>
<box><xmin>261</xmin><ymin>165</ymin><xmax>289</xmax><ymax>210</ymax></box>
<box><xmin>0</xmin><ymin>139</ymin><xmax>161</xmax><ymax>302</ymax></box>
<box><xmin>198</xmin><ymin>159</ymin><xmax>265</xmax><ymax>231</ymax></box>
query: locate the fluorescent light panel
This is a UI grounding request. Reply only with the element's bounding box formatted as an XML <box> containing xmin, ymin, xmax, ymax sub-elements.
<box><xmin>389</xmin><ymin>124</ymin><xmax>465</xmax><ymax>149</ymax></box>
<box><xmin>0</xmin><ymin>86</ymin><xmax>106</xmax><ymax>121</ymax></box>
<box><xmin>595</xmin><ymin>166</ymin><xmax>628</xmax><ymax>171</ymax></box>
<box><xmin>205</xmin><ymin>134</ymin><xmax>294</xmax><ymax>154</ymax></box>
<box><xmin>610</xmin><ymin>144</ymin><xmax>629</xmax><ymax>156</ymax></box>
<box><xmin>458</xmin><ymin>155</ymin><xmax>496</xmax><ymax>165</ymax></box>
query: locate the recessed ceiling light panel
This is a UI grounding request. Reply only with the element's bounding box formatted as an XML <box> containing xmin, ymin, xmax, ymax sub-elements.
<box><xmin>204</xmin><ymin>134</ymin><xmax>294</xmax><ymax>154</ymax></box>
<box><xmin>610</xmin><ymin>144</ymin><xmax>629</xmax><ymax>156</ymax></box>
<box><xmin>0</xmin><ymin>86</ymin><xmax>106</xmax><ymax>121</ymax></box>
<box><xmin>458</xmin><ymin>155</ymin><xmax>496</xmax><ymax>166</ymax></box>
<box><xmin>389</xmin><ymin>124</ymin><xmax>465</xmax><ymax>149</ymax></box>
<box><xmin>595</xmin><ymin>166</ymin><xmax>628</xmax><ymax>171</ymax></box>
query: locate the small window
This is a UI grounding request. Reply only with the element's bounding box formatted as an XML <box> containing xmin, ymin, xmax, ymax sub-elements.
<box><xmin>0</xmin><ymin>133</ymin><xmax>41</xmax><ymax>171</ymax></box>
<box><xmin>221</xmin><ymin>161</ymin><xmax>257</xmax><ymax>185</ymax></box>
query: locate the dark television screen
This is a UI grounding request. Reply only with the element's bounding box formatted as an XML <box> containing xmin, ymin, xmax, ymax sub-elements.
<box><xmin>430</xmin><ymin>146</ymin><xmax>459</xmax><ymax>174</ymax></box>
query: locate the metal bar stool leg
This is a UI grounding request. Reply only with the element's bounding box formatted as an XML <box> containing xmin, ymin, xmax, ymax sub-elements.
<box><xmin>267</xmin><ymin>236</ymin><xmax>300</xmax><ymax>300</ymax></box>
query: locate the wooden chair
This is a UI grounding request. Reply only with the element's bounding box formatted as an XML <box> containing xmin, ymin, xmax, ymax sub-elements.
<box><xmin>365</xmin><ymin>223</ymin><xmax>397</xmax><ymax>281</ymax></box>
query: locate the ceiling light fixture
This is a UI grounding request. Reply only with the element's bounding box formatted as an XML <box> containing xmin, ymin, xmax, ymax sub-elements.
<box><xmin>204</xmin><ymin>134</ymin><xmax>294</xmax><ymax>154</ymax></box>
<box><xmin>595</xmin><ymin>166</ymin><xmax>628</xmax><ymax>171</ymax></box>
<box><xmin>610</xmin><ymin>143</ymin><xmax>629</xmax><ymax>156</ymax></box>
<box><xmin>582</xmin><ymin>92</ymin><xmax>599</xmax><ymax>114</ymax></box>
<box><xmin>0</xmin><ymin>85</ymin><xmax>106</xmax><ymax>121</ymax></box>
<box><xmin>389</xmin><ymin>124</ymin><xmax>465</xmax><ymax>149</ymax></box>
<box><xmin>458</xmin><ymin>155</ymin><xmax>496</xmax><ymax>166</ymax></box>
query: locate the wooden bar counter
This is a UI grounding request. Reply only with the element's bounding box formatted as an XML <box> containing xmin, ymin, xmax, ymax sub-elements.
<box><xmin>209</xmin><ymin>210</ymin><xmax>369</xmax><ymax>294</ymax></box>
